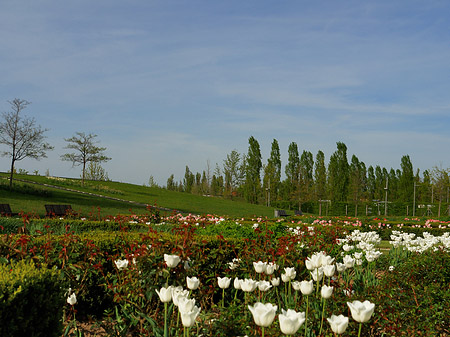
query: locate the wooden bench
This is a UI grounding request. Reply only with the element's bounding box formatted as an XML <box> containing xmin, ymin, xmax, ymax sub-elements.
<box><xmin>0</xmin><ymin>204</ymin><xmax>18</xmax><ymax>216</ymax></box>
<box><xmin>276</xmin><ymin>209</ymin><xmax>289</xmax><ymax>217</ymax></box>
<box><xmin>45</xmin><ymin>204</ymin><xmax>74</xmax><ymax>217</ymax></box>
<box><xmin>294</xmin><ymin>210</ymin><xmax>303</xmax><ymax>216</ymax></box>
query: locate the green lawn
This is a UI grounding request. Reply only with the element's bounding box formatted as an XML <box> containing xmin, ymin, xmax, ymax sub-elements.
<box><xmin>0</xmin><ymin>173</ymin><xmax>277</xmax><ymax>218</ymax></box>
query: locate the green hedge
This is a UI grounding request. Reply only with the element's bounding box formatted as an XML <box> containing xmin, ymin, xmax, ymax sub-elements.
<box><xmin>0</xmin><ymin>260</ymin><xmax>65</xmax><ymax>337</ymax></box>
<box><xmin>0</xmin><ymin>218</ymin><xmax>150</xmax><ymax>235</ymax></box>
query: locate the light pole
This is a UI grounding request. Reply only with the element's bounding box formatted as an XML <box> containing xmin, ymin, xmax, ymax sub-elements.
<box><xmin>384</xmin><ymin>177</ymin><xmax>389</xmax><ymax>216</ymax></box>
<box><xmin>413</xmin><ymin>182</ymin><xmax>420</xmax><ymax>217</ymax></box>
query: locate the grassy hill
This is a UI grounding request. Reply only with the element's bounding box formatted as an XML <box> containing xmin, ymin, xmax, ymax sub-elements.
<box><xmin>0</xmin><ymin>173</ymin><xmax>277</xmax><ymax>218</ymax></box>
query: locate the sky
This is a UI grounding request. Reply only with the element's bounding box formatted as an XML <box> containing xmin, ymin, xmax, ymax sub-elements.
<box><xmin>1</xmin><ymin>0</ymin><xmax>450</xmax><ymax>186</ymax></box>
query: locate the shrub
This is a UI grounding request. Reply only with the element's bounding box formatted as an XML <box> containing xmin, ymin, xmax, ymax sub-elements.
<box><xmin>0</xmin><ymin>260</ymin><xmax>65</xmax><ymax>337</ymax></box>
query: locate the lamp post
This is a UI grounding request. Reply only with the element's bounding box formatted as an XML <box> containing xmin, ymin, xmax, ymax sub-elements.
<box><xmin>384</xmin><ymin>177</ymin><xmax>389</xmax><ymax>216</ymax></box>
<box><xmin>413</xmin><ymin>182</ymin><xmax>419</xmax><ymax>217</ymax></box>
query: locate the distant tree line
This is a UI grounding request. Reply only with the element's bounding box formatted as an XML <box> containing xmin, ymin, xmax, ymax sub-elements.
<box><xmin>164</xmin><ymin>136</ymin><xmax>450</xmax><ymax>217</ymax></box>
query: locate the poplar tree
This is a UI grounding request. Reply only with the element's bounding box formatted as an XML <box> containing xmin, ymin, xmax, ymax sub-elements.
<box><xmin>285</xmin><ymin>142</ymin><xmax>300</xmax><ymax>204</ymax></box>
<box><xmin>314</xmin><ymin>150</ymin><xmax>327</xmax><ymax>201</ymax></box>
<box><xmin>299</xmin><ymin>150</ymin><xmax>314</xmax><ymax>208</ymax></box>
<box><xmin>263</xmin><ymin>139</ymin><xmax>281</xmax><ymax>205</ymax></box>
<box><xmin>399</xmin><ymin>155</ymin><xmax>414</xmax><ymax>202</ymax></box>
<box><xmin>327</xmin><ymin>142</ymin><xmax>349</xmax><ymax>202</ymax></box>
<box><xmin>244</xmin><ymin>136</ymin><xmax>262</xmax><ymax>204</ymax></box>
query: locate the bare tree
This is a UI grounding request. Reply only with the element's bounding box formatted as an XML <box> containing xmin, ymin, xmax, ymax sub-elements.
<box><xmin>0</xmin><ymin>99</ymin><xmax>53</xmax><ymax>188</ymax></box>
<box><xmin>61</xmin><ymin>132</ymin><xmax>111</xmax><ymax>186</ymax></box>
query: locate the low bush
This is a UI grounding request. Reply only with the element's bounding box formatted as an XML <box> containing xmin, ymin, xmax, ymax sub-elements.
<box><xmin>0</xmin><ymin>260</ymin><xmax>65</xmax><ymax>337</ymax></box>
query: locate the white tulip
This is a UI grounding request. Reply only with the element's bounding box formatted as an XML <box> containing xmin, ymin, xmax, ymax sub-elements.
<box><xmin>321</xmin><ymin>285</ymin><xmax>333</xmax><ymax>299</ymax></box>
<box><xmin>248</xmin><ymin>302</ymin><xmax>277</xmax><ymax>327</ymax></box>
<box><xmin>279</xmin><ymin>309</ymin><xmax>306</xmax><ymax>335</ymax></box>
<box><xmin>67</xmin><ymin>293</ymin><xmax>77</xmax><ymax>306</ymax></box>
<box><xmin>217</xmin><ymin>276</ymin><xmax>231</xmax><ymax>289</ymax></box>
<box><xmin>156</xmin><ymin>286</ymin><xmax>173</xmax><ymax>303</ymax></box>
<box><xmin>164</xmin><ymin>254</ymin><xmax>181</xmax><ymax>268</ymax></box>
<box><xmin>186</xmin><ymin>276</ymin><xmax>200</xmax><ymax>290</ymax></box>
<box><xmin>347</xmin><ymin>300</ymin><xmax>375</xmax><ymax>323</ymax></box>
<box><xmin>327</xmin><ymin>314</ymin><xmax>349</xmax><ymax>334</ymax></box>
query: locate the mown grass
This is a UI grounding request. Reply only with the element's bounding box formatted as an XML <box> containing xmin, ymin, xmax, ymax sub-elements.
<box><xmin>0</xmin><ymin>173</ymin><xmax>276</xmax><ymax>218</ymax></box>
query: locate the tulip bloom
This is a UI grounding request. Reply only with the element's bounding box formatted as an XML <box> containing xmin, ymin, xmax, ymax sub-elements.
<box><xmin>336</xmin><ymin>262</ymin><xmax>346</xmax><ymax>273</ymax></box>
<box><xmin>305</xmin><ymin>254</ymin><xmax>321</xmax><ymax>270</ymax></box>
<box><xmin>234</xmin><ymin>277</ymin><xmax>242</xmax><ymax>290</ymax></box>
<box><xmin>178</xmin><ymin>297</ymin><xmax>196</xmax><ymax>314</ymax></box>
<box><xmin>327</xmin><ymin>314</ymin><xmax>349</xmax><ymax>334</ymax></box>
<box><xmin>186</xmin><ymin>276</ymin><xmax>200</xmax><ymax>290</ymax></box>
<box><xmin>279</xmin><ymin>309</ymin><xmax>305</xmax><ymax>335</ymax></box>
<box><xmin>343</xmin><ymin>255</ymin><xmax>355</xmax><ymax>268</ymax></box>
<box><xmin>164</xmin><ymin>254</ymin><xmax>181</xmax><ymax>268</ymax></box>
<box><xmin>114</xmin><ymin>259</ymin><xmax>129</xmax><ymax>270</ymax></box>
<box><xmin>253</xmin><ymin>261</ymin><xmax>267</xmax><ymax>274</ymax></box>
<box><xmin>310</xmin><ymin>267</ymin><xmax>324</xmax><ymax>282</ymax></box>
<box><xmin>323</xmin><ymin>264</ymin><xmax>336</xmax><ymax>278</ymax></box>
<box><xmin>248</xmin><ymin>302</ymin><xmax>278</xmax><ymax>327</ymax></box>
<box><xmin>347</xmin><ymin>300</ymin><xmax>375</xmax><ymax>337</ymax></box>
<box><xmin>257</xmin><ymin>280</ymin><xmax>272</xmax><ymax>292</ymax></box>
<box><xmin>172</xmin><ymin>288</ymin><xmax>189</xmax><ymax>306</ymax></box>
<box><xmin>321</xmin><ymin>285</ymin><xmax>333</xmax><ymax>299</ymax></box>
<box><xmin>180</xmin><ymin>305</ymin><xmax>201</xmax><ymax>328</ymax></box>
<box><xmin>347</xmin><ymin>300</ymin><xmax>375</xmax><ymax>323</ymax></box>
<box><xmin>240</xmin><ymin>278</ymin><xmax>258</xmax><ymax>292</ymax></box>
<box><xmin>299</xmin><ymin>280</ymin><xmax>314</xmax><ymax>295</ymax></box>
<box><xmin>271</xmin><ymin>277</ymin><xmax>280</xmax><ymax>287</ymax></box>
<box><xmin>283</xmin><ymin>267</ymin><xmax>296</xmax><ymax>280</ymax></box>
<box><xmin>156</xmin><ymin>286</ymin><xmax>173</xmax><ymax>303</ymax></box>
<box><xmin>217</xmin><ymin>276</ymin><xmax>231</xmax><ymax>289</ymax></box>
<box><xmin>291</xmin><ymin>281</ymin><xmax>302</xmax><ymax>291</ymax></box>
<box><xmin>67</xmin><ymin>293</ymin><xmax>77</xmax><ymax>306</ymax></box>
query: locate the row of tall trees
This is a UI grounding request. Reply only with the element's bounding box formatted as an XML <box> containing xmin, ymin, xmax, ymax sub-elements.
<box><xmin>165</xmin><ymin>136</ymin><xmax>450</xmax><ymax>214</ymax></box>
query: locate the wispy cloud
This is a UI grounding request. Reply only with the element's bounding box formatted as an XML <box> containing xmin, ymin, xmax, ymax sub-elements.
<box><xmin>1</xmin><ymin>1</ymin><xmax>450</xmax><ymax>184</ymax></box>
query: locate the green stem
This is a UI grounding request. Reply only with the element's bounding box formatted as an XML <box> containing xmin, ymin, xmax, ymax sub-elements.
<box><xmin>164</xmin><ymin>302</ymin><xmax>168</xmax><ymax>337</ymax></box>
<box><xmin>319</xmin><ymin>298</ymin><xmax>326</xmax><ymax>336</ymax></box>
<box><xmin>358</xmin><ymin>322</ymin><xmax>362</xmax><ymax>337</ymax></box>
<box><xmin>304</xmin><ymin>295</ymin><xmax>309</xmax><ymax>337</ymax></box>
<box><xmin>262</xmin><ymin>326</ymin><xmax>265</xmax><ymax>337</ymax></box>
<box><xmin>222</xmin><ymin>288</ymin><xmax>225</xmax><ymax>308</ymax></box>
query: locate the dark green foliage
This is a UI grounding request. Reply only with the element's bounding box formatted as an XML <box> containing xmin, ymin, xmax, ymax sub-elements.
<box><xmin>0</xmin><ymin>260</ymin><xmax>65</xmax><ymax>337</ymax></box>
<box><xmin>366</xmin><ymin>249</ymin><xmax>450</xmax><ymax>336</ymax></box>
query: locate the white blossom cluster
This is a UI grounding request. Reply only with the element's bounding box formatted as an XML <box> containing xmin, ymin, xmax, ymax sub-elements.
<box><xmin>337</xmin><ymin>230</ymin><xmax>383</xmax><ymax>265</ymax></box>
<box><xmin>389</xmin><ymin>231</ymin><xmax>450</xmax><ymax>253</ymax></box>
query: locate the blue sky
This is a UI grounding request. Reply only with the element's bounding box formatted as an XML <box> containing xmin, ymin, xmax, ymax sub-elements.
<box><xmin>1</xmin><ymin>1</ymin><xmax>450</xmax><ymax>185</ymax></box>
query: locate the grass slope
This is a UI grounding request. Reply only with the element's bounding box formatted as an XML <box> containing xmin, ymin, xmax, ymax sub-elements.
<box><xmin>0</xmin><ymin>173</ymin><xmax>276</xmax><ymax>218</ymax></box>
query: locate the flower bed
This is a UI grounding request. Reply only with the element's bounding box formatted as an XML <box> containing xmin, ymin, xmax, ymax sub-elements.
<box><xmin>0</xmin><ymin>214</ymin><xmax>449</xmax><ymax>336</ymax></box>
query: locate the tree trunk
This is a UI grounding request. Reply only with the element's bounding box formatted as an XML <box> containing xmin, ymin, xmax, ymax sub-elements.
<box><xmin>82</xmin><ymin>161</ymin><xmax>86</xmax><ymax>186</ymax></box>
<box><xmin>9</xmin><ymin>159</ymin><xmax>15</xmax><ymax>189</ymax></box>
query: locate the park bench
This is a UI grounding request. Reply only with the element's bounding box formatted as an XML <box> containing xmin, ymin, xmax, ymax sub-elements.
<box><xmin>275</xmin><ymin>209</ymin><xmax>289</xmax><ymax>217</ymax></box>
<box><xmin>294</xmin><ymin>210</ymin><xmax>303</xmax><ymax>216</ymax></box>
<box><xmin>0</xmin><ymin>204</ymin><xmax>18</xmax><ymax>216</ymax></box>
<box><xmin>45</xmin><ymin>204</ymin><xmax>74</xmax><ymax>217</ymax></box>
